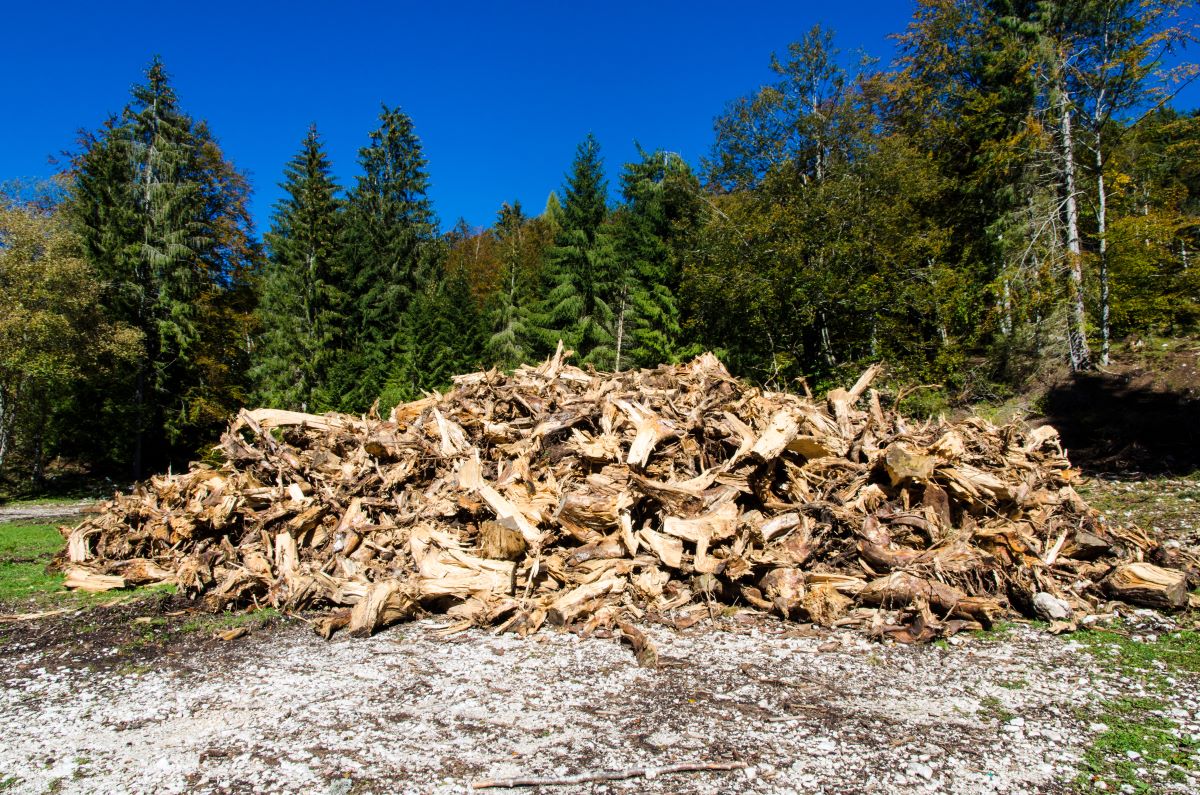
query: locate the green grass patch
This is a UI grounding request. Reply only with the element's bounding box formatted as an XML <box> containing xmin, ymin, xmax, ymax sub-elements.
<box><xmin>1076</xmin><ymin>697</ymin><xmax>1197</xmax><ymax>793</ymax></box>
<box><xmin>179</xmin><ymin>606</ymin><xmax>281</xmax><ymax>634</ymax></box>
<box><xmin>0</xmin><ymin>776</ymin><xmax>22</xmax><ymax>791</ymax></box>
<box><xmin>970</xmin><ymin>621</ymin><xmax>1019</xmax><ymax>641</ymax></box>
<box><xmin>978</xmin><ymin>694</ymin><xmax>1016</xmax><ymax>723</ymax></box>
<box><xmin>1068</xmin><ymin>624</ymin><xmax>1200</xmax><ymax>791</ymax></box>
<box><xmin>0</xmin><ymin>520</ymin><xmax>175</xmax><ymax>611</ymax></box>
<box><xmin>1066</xmin><ymin>625</ymin><xmax>1200</xmax><ymax>686</ymax></box>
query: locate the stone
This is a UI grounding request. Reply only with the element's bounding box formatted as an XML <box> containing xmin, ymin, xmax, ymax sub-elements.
<box><xmin>1033</xmin><ymin>592</ymin><xmax>1073</xmax><ymax>621</ymax></box>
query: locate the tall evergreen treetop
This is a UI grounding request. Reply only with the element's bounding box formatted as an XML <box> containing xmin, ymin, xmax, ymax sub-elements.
<box><xmin>254</xmin><ymin>125</ymin><xmax>344</xmax><ymax>410</ymax></box>
<box><xmin>560</xmin><ymin>133</ymin><xmax>608</xmax><ymax>244</ymax></box>
<box><xmin>533</xmin><ymin>135</ymin><xmax>616</xmax><ymax>366</ymax></box>
<box><xmin>337</xmin><ymin>105</ymin><xmax>440</xmax><ymax>411</ymax></box>
<box><xmin>69</xmin><ymin>57</ymin><xmax>260</xmax><ymax>474</ymax></box>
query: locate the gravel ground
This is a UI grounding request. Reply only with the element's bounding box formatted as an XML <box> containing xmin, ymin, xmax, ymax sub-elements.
<box><xmin>2</xmin><ymin>615</ymin><xmax>1197</xmax><ymax>795</ymax></box>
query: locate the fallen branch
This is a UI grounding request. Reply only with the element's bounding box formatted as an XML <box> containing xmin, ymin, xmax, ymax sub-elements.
<box><xmin>471</xmin><ymin>761</ymin><xmax>747</xmax><ymax>789</ymax></box>
<box><xmin>0</xmin><ymin>607</ymin><xmax>71</xmax><ymax>623</ymax></box>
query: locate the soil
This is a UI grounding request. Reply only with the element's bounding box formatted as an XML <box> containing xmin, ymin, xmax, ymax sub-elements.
<box><xmin>1037</xmin><ymin>339</ymin><xmax>1200</xmax><ymax>475</ymax></box>
<box><xmin>1</xmin><ymin>598</ymin><xmax>1198</xmax><ymax>795</ymax></box>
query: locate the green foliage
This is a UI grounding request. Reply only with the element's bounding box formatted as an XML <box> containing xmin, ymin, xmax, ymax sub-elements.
<box><xmin>611</xmin><ymin>148</ymin><xmax>702</xmax><ymax>369</ymax></box>
<box><xmin>481</xmin><ymin>202</ymin><xmax>551</xmax><ymax>370</ymax></box>
<box><xmin>68</xmin><ymin>57</ymin><xmax>261</xmax><ymax>478</ymax></box>
<box><xmin>533</xmin><ymin>135</ymin><xmax>618</xmax><ymax>366</ymax></box>
<box><xmin>1078</xmin><ymin>697</ymin><xmax>1196</xmax><ymax>793</ymax></box>
<box><xmin>336</xmin><ymin>105</ymin><xmax>439</xmax><ymax>412</ymax></box>
<box><xmin>0</xmin><ymin>199</ymin><xmax>141</xmax><ymax>481</ymax></box>
<box><xmin>253</xmin><ymin>125</ymin><xmax>345</xmax><ymax>411</ymax></box>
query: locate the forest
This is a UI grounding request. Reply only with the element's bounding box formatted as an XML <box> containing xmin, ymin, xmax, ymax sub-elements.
<box><xmin>0</xmin><ymin>0</ymin><xmax>1197</xmax><ymax>489</ymax></box>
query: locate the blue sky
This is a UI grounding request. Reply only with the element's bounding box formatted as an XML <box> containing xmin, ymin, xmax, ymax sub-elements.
<box><xmin>3</xmin><ymin>1</ymin><xmax>1197</xmax><ymax>233</ymax></box>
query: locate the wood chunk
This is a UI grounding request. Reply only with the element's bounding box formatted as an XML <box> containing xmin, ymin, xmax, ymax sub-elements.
<box><xmin>882</xmin><ymin>444</ymin><xmax>936</xmax><ymax>486</ymax></box>
<box><xmin>617</xmin><ymin>621</ymin><xmax>658</xmax><ymax>667</ymax></box>
<box><xmin>547</xmin><ymin>577</ymin><xmax>626</xmax><ymax>625</ymax></box>
<box><xmin>63</xmin><ymin>568</ymin><xmax>126</xmax><ymax>592</ymax></box>
<box><xmin>801</xmin><ymin>583</ymin><xmax>853</xmax><ymax>626</ymax></box>
<box><xmin>1103</xmin><ymin>563</ymin><xmax>1188</xmax><ymax>610</ymax></box>
<box><xmin>478</xmin><ymin>520</ymin><xmax>528</xmax><ymax>561</ymax></box>
<box><xmin>637</xmin><ymin>528</ymin><xmax>683</xmax><ymax>569</ymax></box>
<box><xmin>347</xmin><ymin>580</ymin><xmax>417</xmax><ymax>637</ymax></box>
<box><xmin>859</xmin><ymin>571</ymin><xmax>1002</xmax><ymax>626</ymax></box>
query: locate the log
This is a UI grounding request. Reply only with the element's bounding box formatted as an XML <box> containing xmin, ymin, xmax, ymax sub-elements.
<box><xmin>63</xmin><ymin>567</ymin><xmax>126</xmax><ymax>592</ymax></box>
<box><xmin>1103</xmin><ymin>563</ymin><xmax>1189</xmax><ymax>610</ymax></box>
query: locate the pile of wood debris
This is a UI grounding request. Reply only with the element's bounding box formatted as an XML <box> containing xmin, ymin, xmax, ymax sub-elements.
<box><xmin>59</xmin><ymin>346</ymin><xmax>1194</xmax><ymax>643</ymax></box>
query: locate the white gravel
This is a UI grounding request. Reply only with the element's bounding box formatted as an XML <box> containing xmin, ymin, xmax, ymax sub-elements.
<box><xmin>4</xmin><ymin>618</ymin><xmax>1197</xmax><ymax>794</ymax></box>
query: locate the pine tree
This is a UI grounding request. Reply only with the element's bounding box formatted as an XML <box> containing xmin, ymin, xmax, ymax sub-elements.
<box><xmin>336</xmin><ymin>105</ymin><xmax>438</xmax><ymax>411</ymax></box>
<box><xmin>253</xmin><ymin>126</ymin><xmax>344</xmax><ymax>411</ymax></box>
<box><xmin>70</xmin><ymin>57</ymin><xmax>258</xmax><ymax>475</ymax></box>
<box><xmin>612</xmin><ymin>149</ymin><xmax>702</xmax><ymax>369</ymax></box>
<box><xmin>484</xmin><ymin>202</ymin><xmax>542</xmax><ymax>369</ymax></box>
<box><xmin>533</xmin><ymin>135</ymin><xmax>617</xmax><ymax>367</ymax></box>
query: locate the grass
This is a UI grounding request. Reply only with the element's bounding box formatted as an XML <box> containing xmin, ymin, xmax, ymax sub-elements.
<box><xmin>1076</xmin><ymin>697</ymin><xmax>1196</xmax><ymax>793</ymax></box>
<box><xmin>978</xmin><ymin>694</ymin><xmax>1016</xmax><ymax>724</ymax></box>
<box><xmin>0</xmin><ymin>520</ymin><xmax>175</xmax><ymax>610</ymax></box>
<box><xmin>1077</xmin><ymin>472</ymin><xmax>1200</xmax><ymax>538</ymax></box>
<box><xmin>179</xmin><ymin>606</ymin><xmax>281</xmax><ymax>634</ymax></box>
<box><xmin>0</xmin><ymin>495</ymin><xmax>90</xmax><ymax>508</ymax></box>
<box><xmin>1066</xmin><ymin>625</ymin><xmax>1200</xmax><ymax>687</ymax></box>
<box><xmin>1069</xmin><ymin>623</ymin><xmax>1200</xmax><ymax>791</ymax></box>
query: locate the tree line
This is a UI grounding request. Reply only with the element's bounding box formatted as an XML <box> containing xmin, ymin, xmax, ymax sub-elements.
<box><xmin>1</xmin><ymin>0</ymin><xmax>1197</xmax><ymax>488</ymax></box>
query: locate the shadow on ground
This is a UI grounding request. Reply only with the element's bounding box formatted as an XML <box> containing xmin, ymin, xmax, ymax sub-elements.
<box><xmin>1040</xmin><ymin>370</ymin><xmax>1200</xmax><ymax>476</ymax></box>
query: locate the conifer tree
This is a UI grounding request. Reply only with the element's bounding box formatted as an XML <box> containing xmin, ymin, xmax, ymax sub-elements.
<box><xmin>534</xmin><ymin>135</ymin><xmax>617</xmax><ymax>367</ymax></box>
<box><xmin>612</xmin><ymin>149</ymin><xmax>702</xmax><ymax>369</ymax></box>
<box><xmin>484</xmin><ymin>202</ymin><xmax>542</xmax><ymax>369</ymax></box>
<box><xmin>336</xmin><ymin>105</ymin><xmax>438</xmax><ymax>411</ymax></box>
<box><xmin>71</xmin><ymin>57</ymin><xmax>259</xmax><ymax>475</ymax></box>
<box><xmin>253</xmin><ymin>125</ymin><xmax>344</xmax><ymax>411</ymax></box>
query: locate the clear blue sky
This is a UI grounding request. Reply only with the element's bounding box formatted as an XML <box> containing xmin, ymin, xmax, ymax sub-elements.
<box><xmin>3</xmin><ymin>1</ymin><xmax>1197</xmax><ymax>234</ymax></box>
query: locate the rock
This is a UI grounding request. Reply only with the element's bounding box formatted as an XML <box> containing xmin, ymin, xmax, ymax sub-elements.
<box><xmin>1033</xmin><ymin>592</ymin><xmax>1073</xmax><ymax>621</ymax></box>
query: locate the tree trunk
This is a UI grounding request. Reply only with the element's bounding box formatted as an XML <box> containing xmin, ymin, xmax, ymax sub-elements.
<box><xmin>1058</xmin><ymin>75</ymin><xmax>1092</xmax><ymax>372</ymax></box>
<box><xmin>614</xmin><ymin>289</ymin><xmax>627</xmax><ymax>373</ymax></box>
<box><xmin>1096</xmin><ymin>148</ymin><xmax>1110</xmax><ymax>366</ymax></box>
<box><xmin>818</xmin><ymin>311</ymin><xmax>835</xmax><ymax>368</ymax></box>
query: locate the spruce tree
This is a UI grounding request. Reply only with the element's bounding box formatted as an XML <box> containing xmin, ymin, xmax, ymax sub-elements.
<box><xmin>336</xmin><ymin>105</ymin><xmax>438</xmax><ymax>411</ymax></box>
<box><xmin>534</xmin><ymin>134</ymin><xmax>617</xmax><ymax>367</ymax></box>
<box><xmin>71</xmin><ymin>57</ymin><xmax>258</xmax><ymax>475</ymax></box>
<box><xmin>612</xmin><ymin>149</ymin><xmax>702</xmax><ymax>369</ymax></box>
<box><xmin>484</xmin><ymin>202</ymin><xmax>539</xmax><ymax>369</ymax></box>
<box><xmin>253</xmin><ymin>125</ymin><xmax>344</xmax><ymax>411</ymax></box>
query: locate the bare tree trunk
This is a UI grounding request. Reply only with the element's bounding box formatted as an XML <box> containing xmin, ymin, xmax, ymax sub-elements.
<box><xmin>614</xmin><ymin>289</ymin><xmax>627</xmax><ymax>373</ymax></box>
<box><xmin>1059</xmin><ymin>76</ymin><xmax>1093</xmax><ymax>372</ymax></box>
<box><xmin>818</xmin><ymin>310</ymin><xmax>835</xmax><ymax>368</ymax></box>
<box><xmin>1096</xmin><ymin>146</ymin><xmax>1111</xmax><ymax>366</ymax></box>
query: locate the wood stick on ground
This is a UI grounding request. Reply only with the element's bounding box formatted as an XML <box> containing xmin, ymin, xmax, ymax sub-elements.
<box><xmin>471</xmin><ymin>761</ymin><xmax>747</xmax><ymax>789</ymax></box>
<box><xmin>0</xmin><ymin>607</ymin><xmax>71</xmax><ymax>623</ymax></box>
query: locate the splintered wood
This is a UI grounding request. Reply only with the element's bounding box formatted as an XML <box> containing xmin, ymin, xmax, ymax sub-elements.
<box><xmin>57</xmin><ymin>346</ymin><xmax>1191</xmax><ymax>642</ymax></box>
